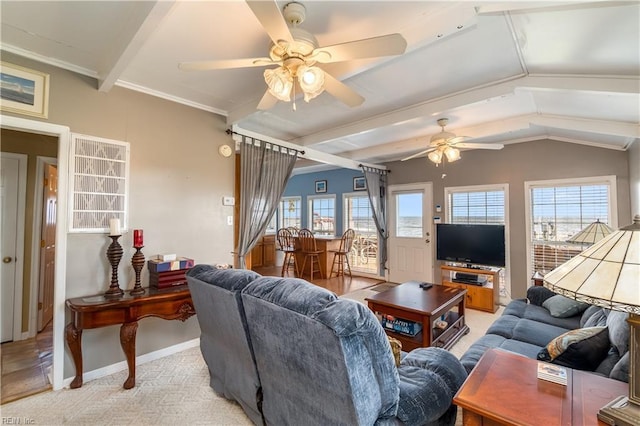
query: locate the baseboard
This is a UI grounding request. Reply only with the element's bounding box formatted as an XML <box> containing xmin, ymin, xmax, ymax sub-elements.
<box><xmin>62</xmin><ymin>338</ymin><xmax>200</xmax><ymax>388</ymax></box>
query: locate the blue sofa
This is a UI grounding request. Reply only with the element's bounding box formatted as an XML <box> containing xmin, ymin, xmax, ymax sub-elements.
<box><xmin>187</xmin><ymin>265</ymin><xmax>468</xmax><ymax>425</ymax></box>
<box><xmin>460</xmin><ymin>286</ymin><xmax>629</xmax><ymax>383</ymax></box>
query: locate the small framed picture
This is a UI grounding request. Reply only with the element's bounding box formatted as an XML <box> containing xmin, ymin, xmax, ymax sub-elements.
<box><xmin>315</xmin><ymin>180</ymin><xmax>327</xmax><ymax>193</ymax></box>
<box><xmin>353</xmin><ymin>177</ymin><xmax>366</xmax><ymax>191</ymax></box>
<box><xmin>0</xmin><ymin>62</ymin><xmax>50</xmax><ymax>118</ymax></box>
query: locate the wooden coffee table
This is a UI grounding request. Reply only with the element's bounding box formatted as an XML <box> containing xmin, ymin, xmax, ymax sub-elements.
<box><xmin>454</xmin><ymin>348</ymin><xmax>628</xmax><ymax>425</ymax></box>
<box><xmin>366</xmin><ymin>281</ymin><xmax>469</xmax><ymax>352</ymax></box>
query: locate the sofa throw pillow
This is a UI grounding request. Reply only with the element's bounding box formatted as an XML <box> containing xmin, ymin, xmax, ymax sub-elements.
<box><xmin>387</xmin><ymin>336</ymin><xmax>402</xmax><ymax>367</ymax></box>
<box><xmin>537</xmin><ymin>326</ymin><xmax>609</xmax><ymax>370</ymax></box>
<box><xmin>542</xmin><ymin>294</ymin><xmax>590</xmax><ymax>318</ymax></box>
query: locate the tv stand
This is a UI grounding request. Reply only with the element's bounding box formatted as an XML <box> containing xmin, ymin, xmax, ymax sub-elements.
<box><xmin>441</xmin><ymin>264</ymin><xmax>500</xmax><ymax>313</ymax></box>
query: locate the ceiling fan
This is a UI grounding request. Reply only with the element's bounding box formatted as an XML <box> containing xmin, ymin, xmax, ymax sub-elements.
<box><xmin>401</xmin><ymin>118</ymin><xmax>504</xmax><ymax>165</ymax></box>
<box><xmin>178</xmin><ymin>1</ymin><xmax>407</xmax><ymax>110</ymax></box>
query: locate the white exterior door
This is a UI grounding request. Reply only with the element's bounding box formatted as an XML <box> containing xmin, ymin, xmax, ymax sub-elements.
<box><xmin>388</xmin><ymin>183</ymin><xmax>433</xmax><ymax>284</ymax></box>
<box><xmin>1</xmin><ymin>153</ymin><xmax>26</xmax><ymax>342</ymax></box>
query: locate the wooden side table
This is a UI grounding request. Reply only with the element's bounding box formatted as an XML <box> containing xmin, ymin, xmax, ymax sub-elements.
<box><xmin>454</xmin><ymin>348</ymin><xmax>627</xmax><ymax>425</ymax></box>
<box><xmin>65</xmin><ymin>285</ymin><xmax>195</xmax><ymax>390</ymax></box>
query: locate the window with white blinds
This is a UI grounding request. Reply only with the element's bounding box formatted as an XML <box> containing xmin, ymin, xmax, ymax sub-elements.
<box><xmin>448</xmin><ymin>190</ymin><xmax>505</xmax><ymax>224</ymax></box>
<box><xmin>525</xmin><ymin>176</ymin><xmax>616</xmax><ymax>276</ymax></box>
<box><xmin>69</xmin><ymin>133</ymin><xmax>130</xmax><ymax>233</ymax></box>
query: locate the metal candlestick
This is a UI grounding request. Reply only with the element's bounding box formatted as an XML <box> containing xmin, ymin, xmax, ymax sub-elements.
<box><xmin>105</xmin><ymin>235</ymin><xmax>124</xmax><ymax>297</ymax></box>
<box><xmin>130</xmin><ymin>246</ymin><xmax>145</xmax><ymax>295</ymax></box>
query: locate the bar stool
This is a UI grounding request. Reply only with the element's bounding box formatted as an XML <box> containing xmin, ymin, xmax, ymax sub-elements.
<box><xmin>277</xmin><ymin>228</ymin><xmax>298</xmax><ymax>277</ymax></box>
<box><xmin>329</xmin><ymin>229</ymin><xmax>355</xmax><ymax>278</ymax></box>
<box><xmin>298</xmin><ymin>228</ymin><xmax>324</xmax><ymax>280</ymax></box>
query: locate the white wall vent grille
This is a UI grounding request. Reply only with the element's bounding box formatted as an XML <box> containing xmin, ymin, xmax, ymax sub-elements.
<box><xmin>69</xmin><ymin>133</ymin><xmax>130</xmax><ymax>233</ymax></box>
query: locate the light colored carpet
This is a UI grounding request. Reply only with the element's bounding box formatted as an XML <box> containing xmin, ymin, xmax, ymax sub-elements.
<box><xmin>2</xmin><ymin>288</ymin><xmax>501</xmax><ymax>425</ymax></box>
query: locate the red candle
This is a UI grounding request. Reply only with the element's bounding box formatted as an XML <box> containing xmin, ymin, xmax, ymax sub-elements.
<box><xmin>133</xmin><ymin>229</ymin><xmax>144</xmax><ymax>248</ymax></box>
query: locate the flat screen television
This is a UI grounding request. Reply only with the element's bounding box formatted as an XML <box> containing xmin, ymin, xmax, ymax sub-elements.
<box><xmin>436</xmin><ymin>223</ymin><xmax>506</xmax><ymax>267</ymax></box>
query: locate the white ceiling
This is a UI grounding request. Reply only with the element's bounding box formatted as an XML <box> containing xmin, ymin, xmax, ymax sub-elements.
<box><xmin>2</xmin><ymin>1</ymin><xmax>638</xmax><ymax>173</ymax></box>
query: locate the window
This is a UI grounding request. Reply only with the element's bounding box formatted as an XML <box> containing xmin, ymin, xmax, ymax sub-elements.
<box><xmin>395</xmin><ymin>192</ymin><xmax>422</xmax><ymax>237</ymax></box>
<box><xmin>525</xmin><ymin>176</ymin><xmax>616</xmax><ymax>278</ymax></box>
<box><xmin>344</xmin><ymin>193</ymin><xmax>378</xmax><ymax>274</ymax></box>
<box><xmin>279</xmin><ymin>196</ymin><xmax>301</xmax><ymax>229</ymax></box>
<box><xmin>308</xmin><ymin>195</ymin><xmax>335</xmax><ymax>236</ymax></box>
<box><xmin>448</xmin><ymin>190</ymin><xmax>505</xmax><ymax>224</ymax></box>
<box><xmin>445</xmin><ymin>184</ymin><xmax>509</xmax><ymax>299</ymax></box>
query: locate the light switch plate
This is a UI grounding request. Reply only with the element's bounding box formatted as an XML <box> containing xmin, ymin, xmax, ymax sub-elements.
<box><xmin>222</xmin><ymin>196</ymin><xmax>235</xmax><ymax>206</ymax></box>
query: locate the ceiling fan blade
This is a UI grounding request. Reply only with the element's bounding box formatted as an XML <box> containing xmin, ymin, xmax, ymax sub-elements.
<box><xmin>314</xmin><ymin>33</ymin><xmax>407</xmax><ymax>64</ymax></box>
<box><xmin>246</xmin><ymin>0</ymin><xmax>294</xmax><ymax>45</ymax></box>
<box><xmin>179</xmin><ymin>58</ymin><xmax>277</xmax><ymax>71</ymax></box>
<box><xmin>401</xmin><ymin>147</ymin><xmax>436</xmax><ymax>162</ymax></box>
<box><xmin>455</xmin><ymin>142</ymin><xmax>504</xmax><ymax>150</ymax></box>
<box><xmin>447</xmin><ymin>136</ymin><xmax>470</xmax><ymax>144</ymax></box>
<box><xmin>257</xmin><ymin>90</ymin><xmax>279</xmax><ymax>110</ymax></box>
<box><xmin>322</xmin><ymin>72</ymin><xmax>364</xmax><ymax>107</ymax></box>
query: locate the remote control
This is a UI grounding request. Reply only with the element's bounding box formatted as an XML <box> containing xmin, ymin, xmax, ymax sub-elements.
<box><xmin>419</xmin><ymin>283</ymin><xmax>433</xmax><ymax>290</ymax></box>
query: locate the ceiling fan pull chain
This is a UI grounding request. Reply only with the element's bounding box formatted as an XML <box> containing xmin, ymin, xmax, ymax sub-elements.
<box><xmin>293</xmin><ymin>83</ymin><xmax>297</xmax><ymax>111</ymax></box>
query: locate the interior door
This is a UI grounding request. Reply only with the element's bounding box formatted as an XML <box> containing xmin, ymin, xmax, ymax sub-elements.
<box><xmin>38</xmin><ymin>164</ymin><xmax>57</xmax><ymax>331</ymax></box>
<box><xmin>1</xmin><ymin>155</ymin><xmax>22</xmax><ymax>342</ymax></box>
<box><xmin>388</xmin><ymin>183</ymin><xmax>433</xmax><ymax>284</ymax></box>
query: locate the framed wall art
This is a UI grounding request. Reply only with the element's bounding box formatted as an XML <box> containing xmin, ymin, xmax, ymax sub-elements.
<box><xmin>315</xmin><ymin>180</ymin><xmax>327</xmax><ymax>193</ymax></box>
<box><xmin>1</xmin><ymin>62</ymin><xmax>50</xmax><ymax>118</ymax></box>
<box><xmin>353</xmin><ymin>176</ymin><xmax>366</xmax><ymax>191</ymax></box>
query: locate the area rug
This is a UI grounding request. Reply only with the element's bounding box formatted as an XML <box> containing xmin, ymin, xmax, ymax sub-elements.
<box><xmin>369</xmin><ymin>283</ymin><xmax>398</xmax><ymax>292</ymax></box>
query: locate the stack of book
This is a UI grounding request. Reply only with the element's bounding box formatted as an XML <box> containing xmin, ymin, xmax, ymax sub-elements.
<box><xmin>537</xmin><ymin>362</ymin><xmax>567</xmax><ymax>386</ymax></box>
<box><xmin>381</xmin><ymin>315</ymin><xmax>423</xmax><ymax>336</ymax></box>
<box><xmin>148</xmin><ymin>256</ymin><xmax>194</xmax><ymax>289</ymax></box>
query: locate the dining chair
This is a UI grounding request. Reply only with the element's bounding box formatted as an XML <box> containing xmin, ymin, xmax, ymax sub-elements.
<box><xmin>276</xmin><ymin>228</ymin><xmax>298</xmax><ymax>277</ymax></box>
<box><xmin>298</xmin><ymin>228</ymin><xmax>324</xmax><ymax>280</ymax></box>
<box><xmin>329</xmin><ymin>229</ymin><xmax>356</xmax><ymax>278</ymax></box>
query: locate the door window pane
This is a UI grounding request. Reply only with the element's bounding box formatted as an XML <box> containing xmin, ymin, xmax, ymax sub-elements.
<box><xmin>345</xmin><ymin>194</ymin><xmax>378</xmax><ymax>274</ymax></box>
<box><xmin>396</xmin><ymin>192</ymin><xmax>422</xmax><ymax>237</ymax></box>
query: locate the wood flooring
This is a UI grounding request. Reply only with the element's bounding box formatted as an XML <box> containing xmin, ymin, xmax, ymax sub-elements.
<box><xmin>1</xmin><ymin>321</ymin><xmax>53</xmax><ymax>404</ymax></box>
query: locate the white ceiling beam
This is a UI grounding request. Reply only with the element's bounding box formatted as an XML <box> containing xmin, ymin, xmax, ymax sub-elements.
<box><xmin>290</xmin><ymin>75</ymin><xmax>526</xmax><ymax>147</ymax></box>
<box><xmin>520</xmin><ymin>75</ymin><xmax>640</xmax><ymax>94</ymax></box>
<box><xmin>530</xmin><ymin>114</ymin><xmax>640</xmax><ymax>138</ymax></box>
<box><xmin>476</xmin><ymin>1</ymin><xmax>605</xmax><ymax>15</ymax></box>
<box><xmin>98</xmin><ymin>1</ymin><xmax>176</xmax><ymax>92</ymax></box>
<box><xmin>289</xmin><ymin>74</ymin><xmax>638</xmax><ymax>148</ymax></box>
<box><xmin>231</xmin><ymin>125</ymin><xmax>386</xmax><ymax>171</ymax></box>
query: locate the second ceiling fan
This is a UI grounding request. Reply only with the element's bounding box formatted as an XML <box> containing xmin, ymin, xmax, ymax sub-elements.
<box><xmin>402</xmin><ymin>118</ymin><xmax>504</xmax><ymax>165</ymax></box>
<box><xmin>179</xmin><ymin>1</ymin><xmax>407</xmax><ymax>110</ymax></box>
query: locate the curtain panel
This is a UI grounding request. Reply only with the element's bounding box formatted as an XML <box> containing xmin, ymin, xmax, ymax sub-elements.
<box><xmin>237</xmin><ymin>136</ymin><xmax>298</xmax><ymax>268</ymax></box>
<box><xmin>362</xmin><ymin>166</ymin><xmax>389</xmax><ymax>272</ymax></box>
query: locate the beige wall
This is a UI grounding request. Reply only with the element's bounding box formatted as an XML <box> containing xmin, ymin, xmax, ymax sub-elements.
<box><xmin>1</xmin><ymin>130</ymin><xmax>58</xmax><ymax>332</ymax></box>
<box><xmin>385</xmin><ymin>139</ymin><xmax>632</xmax><ymax>299</ymax></box>
<box><xmin>629</xmin><ymin>141</ymin><xmax>640</xmax><ymax>216</ymax></box>
<box><xmin>1</xmin><ymin>51</ymin><xmax>235</xmax><ymax>378</ymax></box>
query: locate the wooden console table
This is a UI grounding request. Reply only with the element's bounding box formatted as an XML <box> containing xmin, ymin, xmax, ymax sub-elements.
<box><xmin>65</xmin><ymin>285</ymin><xmax>195</xmax><ymax>390</ymax></box>
<box><xmin>454</xmin><ymin>348</ymin><xmax>627</xmax><ymax>425</ymax></box>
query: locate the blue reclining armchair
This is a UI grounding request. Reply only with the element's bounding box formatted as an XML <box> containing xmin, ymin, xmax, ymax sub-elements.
<box><xmin>187</xmin><ymin>266</ymin><xmax>467</xmax><ymax>425</ymax></box>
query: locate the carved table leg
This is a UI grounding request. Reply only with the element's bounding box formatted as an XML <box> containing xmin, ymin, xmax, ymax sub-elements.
<box><xmin>120</xmin><ymin>321</ymin><xmax>138</xmax><ymax>389</ymax></box>
<box><xmin>65</xmin><ymin>322</ymin><xmax>84</xmax><ymax>389</ymax></box>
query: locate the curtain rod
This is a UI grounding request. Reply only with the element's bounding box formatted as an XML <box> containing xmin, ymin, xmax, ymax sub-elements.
<box><xmin>360</xmin><ymin>164</ymin><xmax>390</xmax><ymax>174</ymax></box>
<box><xmin>226</xmin><ymin>129</ymin><xmax>305</xmax><ymax>155</ymax></box>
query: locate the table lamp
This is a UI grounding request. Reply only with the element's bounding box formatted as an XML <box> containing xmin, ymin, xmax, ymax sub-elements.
<box><xmin>566</xmin><ymin>219</ymin><xmax>614</xmax><ymax>245</ymax></box>
<box><xmin>543</xmin><ymin>214</ymin><xmax>639</xmax><ymax>425</ymax></box>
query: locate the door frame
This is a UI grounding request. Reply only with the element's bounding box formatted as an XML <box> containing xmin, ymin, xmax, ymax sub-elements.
<box><xmin>27</xmin><ymin>156</ymin><xmax>58</xmax><ymax>338</ymax></box>
<box><xmin>388</xmin><ymin>182</ymin><xmax>434</xmax><ymax>283</ymax></box>
<box><xmin>1</xmin><ymin>115</ymin><xmax>70</xmax><ymax>391</ymax></box>
<box><xmin>1</xmin><ymin>152</ymin><xmax>28</xmax><ymax>342</ymax></box>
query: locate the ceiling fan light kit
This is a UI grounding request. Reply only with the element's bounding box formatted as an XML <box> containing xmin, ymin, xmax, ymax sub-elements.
<box><xmin>401</xmin><ymin>117</ymin><xmax>504</xmax><ymax>165</ymax></box>
<box><xmin>178</xmin><ymin>1</ymin><xmax>407</xmax><ymax>109</ymax></box>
